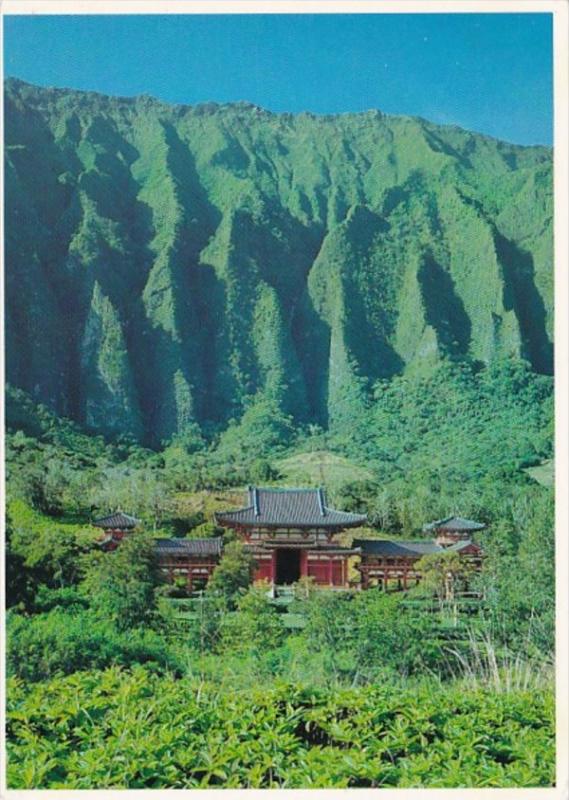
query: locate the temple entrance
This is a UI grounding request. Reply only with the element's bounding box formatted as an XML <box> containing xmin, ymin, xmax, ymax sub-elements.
<box><xmin>275</xmin><ymin>548</ymin><xmax>301</xmax><ymax>585</ymax></box>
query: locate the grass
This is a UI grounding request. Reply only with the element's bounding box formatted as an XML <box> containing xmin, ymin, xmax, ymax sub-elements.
<box><xmin>275</xmin><ymin>450</ymin><xmax>374</xmax><ymax>492</ymax></box>
<box><xmin>525</xmin><ymin>459</ymin><xmax>554</xmax><ymax>488</ymax></box>
<box><xmin>8</xmin><ymin>498</ymin><xmax>99</xmax><ymax>546</ymax></box>
<box><xmin>282</xmin><ymin>613</ymin><xmax>307</xmax><ymax>630</ymax></box>
<box><xmin>170</xmin><ymin>488</ymin><xmax>245</xmax><ymax>518</ymax></box>
<box><xmin>444</xmin><ymin>630</ymin><xmax>555</xmax><ymax>693</ymax></box>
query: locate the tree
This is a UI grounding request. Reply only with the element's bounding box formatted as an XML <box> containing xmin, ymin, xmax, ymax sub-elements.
<box><xmin>221</xmin><ymin>581</ymin><xmax>285</xmax><ymax>654</ymax></box>
<box><xmin>349</xmin><ymin>591</ymin><xmax>444</xmax><ymax>680</ymax></box>
<box><xmin>215</xmin><ymin>397</ymin><xmax>295</xmax><ymax>465</ymax></box>
<box><xmin>249</xmin><ymin>458</ymin><xmax>279</xmax><ymax>484</ymax></box>
<box><xmin>7</xmin><ymin>609</ymin><xmax>179</xmax><ymax>681</ymax></box>
<box><xmin>5</xmin><ymin>514</ymin><xmax>35</xmax><ymax>609</ymax></box>
<box><xmin>478</xmin><ymin>487</ymin><xmax>554</xmax><ymax>655</ymax></box>
<box><xmin>205</xmin><ymin>540</ymin><xmax>255</xmax><ymax>608</ymax></box>
<box><xmin>187</xmin><ymin>521</ymin><xmax>224</xmax><ymax>540</ymax></box>
<box><xmin>7</xmin><ymin>507</ymin><xmax>94</xmax><ymax>592</ymax></box>
<box><xmin>300</xmin><ymin>591</ymin><xmax>355</xmax><ymax>681</ymax></box>
<box><xmin>414</xmin><ymin>550</ymin><xmax>474</xmax><ymax>623</ymax></box>
<box><xmin>81</xmin><ymin>532</ymin><xmax>160</xmax><ymax>631</ymax></box>
<box><xmin>90</xmin><ymin>466</ymin><xmax>171</xmax><ymax>533</ymax></box>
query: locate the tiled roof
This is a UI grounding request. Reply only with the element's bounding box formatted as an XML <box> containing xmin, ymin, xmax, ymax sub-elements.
<box><xmin>446</xmin><ymin>539</ymin><xmax>480</xmax><ymax>552</ymax></box>
<box><xmin>92</xmin><ymin>511</ymin><xmax>140</xmax><ymax>530</ymax></box>
<box><xmin>154</xmin><ymin>538</ymin><xmax>223</xmax><ymax>557</ymax></box>
<box><xmin>215</xmin><ymin>487</ymin><xmax>367</xmax><ymax>529</ymax></box>
<box><xmin>355</xmin><ymin>538</ymin><xmax>479</xmax><ymax>558</ymax></box>
<box><xmin>423</xmin><ymin>516</ymin><xmax>486</xmax><ymax>533</ymax></box>
<box><xmin>354</xmin><ymin>539</ymin><xmax>443</xmax><ymax>557</ymax></box>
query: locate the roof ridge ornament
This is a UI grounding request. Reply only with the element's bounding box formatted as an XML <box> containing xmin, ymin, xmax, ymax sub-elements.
<box><xmin>317</xmin><ymin>487</ymin><xmax>326</xmax><ymax>516</ymax></box>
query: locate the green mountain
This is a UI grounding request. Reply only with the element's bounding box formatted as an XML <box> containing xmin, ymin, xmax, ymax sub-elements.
<box><xmin>5</xmin><ymin>78</ymin><xmax>553</xmax><ymax>445</ymax></box>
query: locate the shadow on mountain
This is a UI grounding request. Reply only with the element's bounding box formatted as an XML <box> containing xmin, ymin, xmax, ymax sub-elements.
<box><xmin>418</xmin><ymin>252</ymin><xmax>471</xmax><ymax>357</ymax></box>
<box><xmin>493</xmin><ymin>230</ymin><xmax>553</xmax><ymax>375</ymax></box>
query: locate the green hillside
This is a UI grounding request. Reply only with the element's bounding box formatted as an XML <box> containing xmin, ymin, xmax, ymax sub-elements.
<box><xmin>275</xmin><ymin>450</ymin><xmax>374</xmax><ymax>491</ymax></box>
<box><xmin>5</xmin><ymin>78</ymin><xmax>553</xmax><ymax>446</ymax></box>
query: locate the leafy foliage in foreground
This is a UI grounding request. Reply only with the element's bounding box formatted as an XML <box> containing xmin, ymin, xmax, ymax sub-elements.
<box><xmin>6</xmin><ymin>666</ymin><xmax>554</xmax><ymax>789</ymax></box>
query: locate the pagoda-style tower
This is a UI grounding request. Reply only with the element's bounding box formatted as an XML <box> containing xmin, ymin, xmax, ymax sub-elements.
<box><xmin>215</xmin><ymin>487</ymin><xmax>366</xmax><ymax>589</ymax></box>
<box><xmin>92</xmin><ymin>511</ymin><xmax>140</xmax><ymax>551</ymax></box>
<box><xmin>422</xmin><ymin>516</ymin><xmax>486</xmax><ymax>547</ymax></box>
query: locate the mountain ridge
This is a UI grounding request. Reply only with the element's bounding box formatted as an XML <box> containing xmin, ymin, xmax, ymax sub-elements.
<box><xmin>5</xmin><ymin>78</ymin><xmax>553</xmax><ymax>445</ymax></box>
<box><xmin>5</xmin><ymin>77</ymin><xmax>551</xmax><ymax>149</ymax></box>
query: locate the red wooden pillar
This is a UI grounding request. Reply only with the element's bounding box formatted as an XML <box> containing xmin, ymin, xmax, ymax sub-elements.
<box><xmin>300</xmin><ymin>550</ymin><xmax>308</xmax><ymax>578</ymax></box>
<box><xmin>270</xmin><ymin>550</ymin><xmax>277</xmax><ymax>584</ymax></box>
<box><xmin>328</xmin><ymin>557</ymin><xmax>333</xmax><ymax>586</ymax></box>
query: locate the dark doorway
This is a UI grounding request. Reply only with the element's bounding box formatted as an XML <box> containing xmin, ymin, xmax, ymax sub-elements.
<box><xmin>276</xmin><ymin>549</ymin><xmax>301</xmax><ymax>585</ymax></box>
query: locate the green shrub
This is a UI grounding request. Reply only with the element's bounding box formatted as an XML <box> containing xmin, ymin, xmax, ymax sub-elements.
<box><xmin>6</xmin><ymin>667</ymin><xmax>555</xmax><ymax>789</ymax></box>
<box><xmin>7</xmin><ymin>611</ymin><xmax>180</xmax><ymax>682</ymax></box>
<box><xmin>33</xmin><ymin>585</ymin><xmax>89</xmax><ymax>613</ymax></box>
<box><xmin>296</xmin><ymin>591</ymin><xmax>446</xmax><ymax>682</ymax></box>
<box><xmin>81</xmin><ymin>532</ymin><xmax>161</xmax><ymax>631</ymax></box>
<box><xmin>205</xmin><ymin>540</ymin><xmax>255</xmax><ymax>608</ymax></box>
<box><xmin>221</xmin><ymin>582</ymin><xmax>286</xmax><ymax>658</ymax></box>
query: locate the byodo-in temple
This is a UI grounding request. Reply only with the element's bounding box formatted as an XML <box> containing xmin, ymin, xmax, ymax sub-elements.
<box><xmin>94</xmin><ymin>491</ymin><xmax>486</xmax><ymax>592</ymax></box>
<box><xmin>215</xmin><ymin>487</ymin><xmax>366</xmax><ymax>588</ymax></box>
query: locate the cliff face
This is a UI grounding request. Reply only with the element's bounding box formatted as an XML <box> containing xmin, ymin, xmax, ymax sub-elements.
<box><xmin>5</xmin><ymin>79</ymin><xmax>553</xmax><ymax>444</ymax></box>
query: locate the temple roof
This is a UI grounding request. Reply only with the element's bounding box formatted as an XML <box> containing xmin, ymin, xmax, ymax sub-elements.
<box><xmin>154</xmin><ymin>538</ymin><xmax>223</xmax><ymax>557</ymax></box>
<box><xmin>355</xmin><ymin>539</ymin><xmax>442</xmax><ymax>557</ymax></box>
<box><xmin>447</xmin><ymin>540</ymin><xmax>481</xmax><ymax>552</ymax></box>
<box><xmin>92</xmin><ymin>511</ymin><xmax>140</xmax><ymax>530</ymax></box>
<box><xmin>215</xmin><ymin>487</ymin><xmax>367</xmax><ymax>529</ymax></box>
<box><xmin>422</xmin><ymin>516</ymin><xmax>486</xmax><ymax>533</ymax></box>
<box><xmin>355</xmin><ymin>538</ymin><xmax>480</xmax><ymax>558</ymax></box>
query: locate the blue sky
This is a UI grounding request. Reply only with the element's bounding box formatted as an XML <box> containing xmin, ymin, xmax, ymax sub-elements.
<box><xmin>4</xmin><ymin>13</ymin><xmax>553</xmax><ymax>145</ymax></box>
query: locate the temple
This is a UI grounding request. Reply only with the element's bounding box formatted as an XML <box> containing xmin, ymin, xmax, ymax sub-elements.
<box><xmin>355</xmin><ymin>516</ymin><xmax>485</xmax><ymax>591</ymax></box>
<box><xmin>95</xmin><ymin>513</ymin><xmax>223</xmax><ymax>588</ymax></box>
<box><xmin>215</xmin><ymin>487</ymin><xmax>366</xmax><ymax>588</ymax></box>
<box><xmin>93</xmin><ymin>494</ymin><xmax>486</xmax><ymax>594</ymax></box>
<box><xmin>154</xmin><ymin>538</ymin><xmax>223</xmax><ymax>591</ymax></box>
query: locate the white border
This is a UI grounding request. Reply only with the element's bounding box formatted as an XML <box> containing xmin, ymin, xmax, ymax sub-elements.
<box><xmin>553</xmin><ymin>1</ymin><xmax>569</xmax><ymax>796</ymax></box>
<box><xmin>1</xmin><ymin>2</ymin><xmax>567</xmax><ymax>799</ymax></box>
<box><xmin>0</xmin><ymin>0</ymin><xmax>567</xmax><ymax>13</ymax></box>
